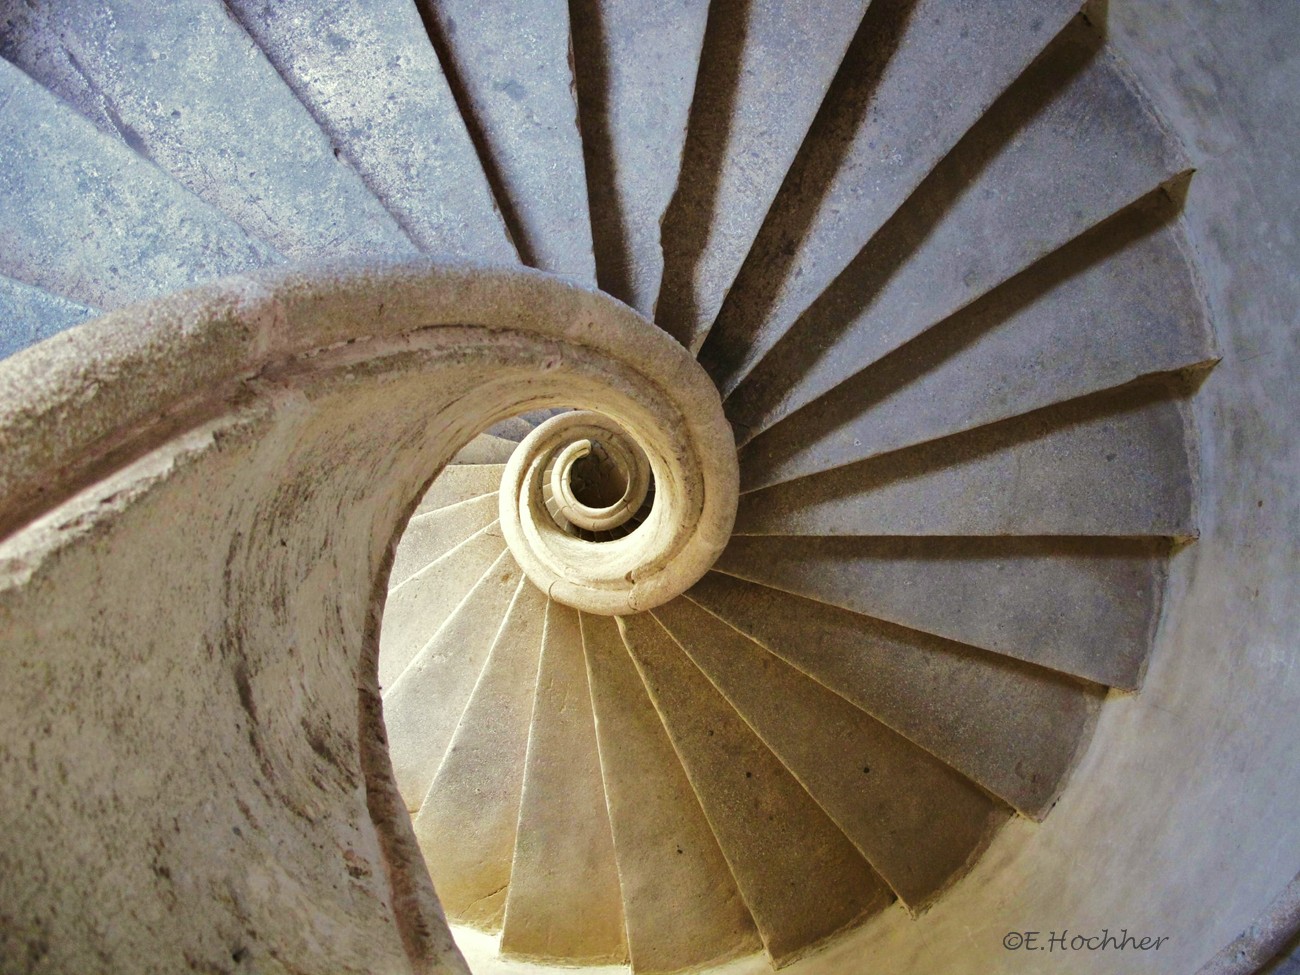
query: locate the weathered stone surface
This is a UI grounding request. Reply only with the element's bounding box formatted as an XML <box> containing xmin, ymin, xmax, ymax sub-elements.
<box><xmin>0</xmin><ymin>59</ymin><xmax>275</xmax><ymax>308</ymax></box>
<box><xmin>0</xmin><ymin>275</ymin><xmax>97</xmax><ymax>359</ymax></box>
<box><xmin>501</xmin><ymin>601</ymin><xmax>627</xmax><ymax>964</ymax></box>
<box><xmin>389</xmin><ymin>493</ymin><xmax>499</xmax><ymax>591</ymax></box>
<box><xmin>620</xmin><ymin>611</ymin><xmax>892</xmax><ymax>966</ymax></box>
<box><xmin>451</xmin><ymin>434</ymin><xmax>518</xmax><ymax>464</ymax></box>
<box><xmin>740</xmin><ymin>201</ymin><xmax>1216</xmax><ymax>491</ymax></box>
<box><xmin>714</xmin><ymin>535</ymin><xmax>1166</xmax><ymax>689</ymax></box>
<box><xmin>417</xmin><ymin>0</ymin><xmax>596</xmax><ymax>280</ymax></box>
<box><xmin>581</xmin><ymin>613</ymin><xmax>762</xmax><ymax>973</ymax></box>
<box><xmin>726</xmin><ymin>19</ymin><xmax>1187</xmax><ymax>439</ymax></box>
<box><xmin>222</xmin><ymin>0</ymin><xmax>517</xmax><ymax>262</ymax></box>
<box><xmin>736</xmin><ymin>382</ymin><xmax>1196</xmax><ymax>538</ymax></box>
<box><xmin>414</xmin><ymin>464</ymin><xmax>506</xmax><ymax>517</ymax></box>
<box><xmin>0</xmin><ymin>0</ymin><xmax>414</xmax><ymax>261</ymax></box>
<box><xmin>656</xmin><ymin>0</ymin><xmax>870</xmax><ymax>351</ymax></box>
<box><xmin>701</xmin><ymin>0</ymin><xmax>1080</xmax><ymax>392</ymax></box>
<box><xmin>686</xmin><ymin>573</ymin><xmax>1102</xmax><ymax>816</ymax></box>
<box><xmin>414</xmin><ymin>581</ymin><xmax>546</xmax><ymax>929</ymax></box>
<box><xmin>569</xmin><ymin>0</ymin><xmax>709</xmax><ymax>316</ymax></box>
<box><xmin>658</xmin><ymin>596</ymin><xmax>1008</xmax><ymax>911</ymax></box>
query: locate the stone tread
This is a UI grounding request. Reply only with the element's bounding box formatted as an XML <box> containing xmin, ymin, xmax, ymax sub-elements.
<box><xmin>569</xmin><ymin>0</ymin><xmax>709</xmax><ymax>316</ymax></box>
<box><xmin>656</xmin><ymin>0</ymin><xmax>870</xmax><ymax>352</ymax></box>
<box><xmin>740</xmin><ymin>202</ymin><xmax>1216</xmax><ymax>491</ymax></box>
<box><xmin>658</xmin><ymin>595</ymin><xmax>1008</xmax><ymax>911</ymax></box>
<box><xmin>726</xmin><ymin>20</ymin><xmax>1188</xmax><ymax>439</ymax></box>
<box><xmin>713</xmin><ymin>535</ymin><xmax>1166</xmax><ymax>690</ymax></box>
<box><xmin>413</xmin><ymin>464</ymin><xmax>504</xmax><ymax>517</ymax></box>
<box><xmin>702</xmin><ymin>0</ymin><xmax>1081</xmax><ymax>393</ymax></box>
<box><xmin>389</xmin><ymin>493</ymin><xmax>498</xmax><ymax>590</ymax></box>
<box><xmin>0</xmin><ymin>0</ymin><xmax>415</xmax><ymax>262</ymax></box>
<box><xmin>620</xmin><ymin>611</ymin><xmax>892</xmax><ymax>967</ymax></box>
<box><xmin>383</xmin><ymin>548</ymin><xmax>523</xmax><ymax>811</ymax></box>
<box><xmin>0</xmin><ymin>275</ymin><xmax>98</xmax><ymax>360</ymax></box>
<box><xmin>451</xmin><ymin>435</ymin><xmax>519</xmax><ymax>465</ymax></box>
<box><xmin>581</xmin><ymin>613</ymin><xmax>761</xmax><ymax>973</ymax></box>
<box><xmin>418</xmin><ymin>0</ymin><xmax>596</xmax><ymax>281</ymax></box>
<box><xmin>501</xmin><ymin>601</ymin><xmax>627</xmax><ymax>965</ymax></box>
<box><xmin>685</xmin><ymin>572</ymin><xmax>1103</xmax><ymax>817</ymax></box>
<box><xmin>0</xmin><ymin>58</ymin><xmax>276</xmax><ymax>308</ymax></box>
<box><xmin>413</xmin><ymin>580</ymin><xmax>546</xmax><ymax>929</ymax></box>
<box><xmin>222</xmin><ymin>0</ymin><xmax>516</xmax><ymax>262</ymax></box>
<box><xmin>735</xmin><ymin>383</ymin><xmax>1196</xmax><ymax>539</ymax></box>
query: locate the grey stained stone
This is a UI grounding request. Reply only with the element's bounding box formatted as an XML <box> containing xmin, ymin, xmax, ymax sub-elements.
<box><xmin>0</xmin><ymin>58</ymin><xmax>276</xmax><ymax>308</ymax></box>
<box><xmin>701</xmin><ymin>0</ymin><xmax>1080</xmax><ymax>393</ymax></box>
<box><xmin>0</xmin><ymin>275</ymin><xmax>97</xmax><ymax>360</ymax></box>
<box><xmin>417</xmin><ymin>0</ymin><xmax>596</xmax><ymax>281</ymax></box>
<box><xmin>569</xmin><ymin>0</ymin><xmax>709</xmax><ymax>316</ymax></box>
<box><xmin>581</xmin><ymin>612</ymin><xmax>762</xmax><ymax>973</ymax></box>
<box><xmin>659</xmin><ymin>595</ymin><xmax>1009</xmax><ymax>912</ymax></box>
<box><xmin>222</xmin><ymin>0</ymin><xmax>517</xmax><ymax>262</ymax></box>
<box><xmin>501</xmin><ymin>600</ymin><xmax>627</xmax><ymax>965</ymax></box>
<box><xmin>620</xmin><ymin>610</ymin><xmax>892</xmax><ymax>967</ymax></box>
<box><xmin>656</xmin><ymin>0</ymin><xmax>870</xmax><ymax>352</ymax></box>
<box><xmin>740</xmin><ymin>195</ymin><xmax>1216</xmax><ymax>491</ymax></box>
<box><xmin>685</xmin><ymin>572</ymin><xmax>1103</xmax><ymax>817</ymax></box>
<box><xmin>713</xmin><ymin>535</ymin><xmax>1167</xmax><ymax>689</ymax></box>
<box><xmin>389</xmin><ymin>492</ymin><xmax>498</xmax><ymax>589</ymax></box>
<box><xmin>735</xmin><ymin>382</ymin><xmax>1196</xmax><ymax>539</ymax></box>
<box><xmin>413</xmin><ymin>580</ymin><xmax>546</xmax><ymax>930</ymax></box>
<box><xmin>0</xmin><ymin>0</ymin><xmax>415</xmax><ymax>262</ymax></box>
<box><xmin>726</xmin><ymin>17</ymin><xmax>1188</xmax><ymax>440</ymax></box>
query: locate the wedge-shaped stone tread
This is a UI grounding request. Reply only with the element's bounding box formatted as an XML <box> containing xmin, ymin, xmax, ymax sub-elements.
<box><xmin>384</xmin><ymin>549</ymin><xmax>522</xmax><ymax>809</ymax></box>
<box><xmin>418</xmin><ymin>0</ymin><xmax>596</xmax><ymax>281</ymax></box>
<box><xmin>741</xmin><ymin>201</ymin><xmax>1216</xmax><ymax>491</ymax></box>
<box><xmin>656</xmin><ymin>0</ymin><xmax>870</xmax><ymax>351</ymax></box>
<box><xmin>714</xmin><ymin>535</ymin><xmax>1165</xmax><ymax>689</ymax></box>
<box><xmin>389</xmin><ymin>493</ymin><xmax>498</xmax><ymax>590</ymax></box>
<box><xmin>658</xmin><ymin>596</ymin><xmax>1008</xmax><ymax>911</ymax></box>
<box><xmin>620</xmin><ymin>612</ymin><xmax>891</xmax><ymax>966</ymax></box>
<box><xmin>0</xmin><ymin>276</ymin><xmax>97</xmax><ymax>359</ymax></box>
<box><xmin>0</xmin><ymin>59</ymin><xmax>275</xmax><ymax>308</ymax></box>
<box><xmin>413</xmin><ymin>464</ymin><xmax>504</xmax><ymax>517</ymax></box>
<box><xmin>736</xmin><ymin>383</ymin><xmax>1196</xmax><ymax>538</ymax></box>
<box><xmin>728</xmin><ymin>19</ymin><xmax>1188</xmax><ymax>438</ymax></box>
<box><xmin>451</xmin><ymin>435</ymin><xmax>519</xmax><ymax>465</ymax></box>
<box><xmin>222</xmin><ymin>0</ymin><xmax>515</xmax><ymax>262</ymax></box>
<box><xmin>569</xmin><ymin>0</ymin><xmax>709</xmax><ymax>316</ymax></box>
<box><xmin>686</xmin><ymin>573</ymin><xmax>1102</xmax><ymax>816</ymax></box>
<box><xmin>414</xmin><ymin>581</ymin><xmax>546</xmax><ymax>930</ymax></box>
<box><xmin>581</xmin><ymin>613</ymin><xmax>761</xmax><ymax>973</ymax></box>
<box><xmin>0</xmin><ymin>0</ymin><xmax>413</xmax><ymax>262</ymax></box>
<box><xmin>703</xmin><ymin>0</ymin><xmax>1081</xmax><ymax>392</ymax></box>
<box><xmin>502</xmin><ymin>601</ymin><xmax>627</xmax><ymax>965</ymax></box>
<box><xmin>377</xmin><ymin>520</ymin><xmax>505</xmax><ymax>687</ymax></box>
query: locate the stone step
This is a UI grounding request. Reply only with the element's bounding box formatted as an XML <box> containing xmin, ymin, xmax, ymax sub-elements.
<box><xmin>0</xmin><ymin>0</ymin><xmax>413</xmax><ymax>261</ymax></box>
<box><xmin>713</xmin><ymin>536</ymin><xmax>1167</xmax><ymax>690</ymax></box>
<box><xmin>0</xmin><ymin>58</ymin><xmax>275</xmax><ymax>308</ymax></box>
<box><xmin>0</xmin><ymin>275</ymin><xmax>97</xmax><ymax>360</ymax></box>
<box><xmin>581</xmin><ymin>613</ymin><xmax>761</xmax><ymax>974</ymax></box>
<box><xmin>735</xmin><ymin>382</ymin><xmax>1195</xmax><ymax>538</ymax></box>
<box><xmin>389</xmin><ymin>493</ymin><xmax>498</xmax><ymax>589</ymax></box>
<box><xmin>413</xmin><ymin>464</ymin><xmax>504</xmax><ymax>516</ymax></box>
<box><xmin>377</xmin><ymin>520</ymin><xmax>505</xmax><ymax>687</ymax></box>
<box><xmin>222</xmin><ymin>0</ymin><xmax>516</xmax><ymax>262</ymax></box>
<box><xmin>655</xmin><ymin>0</ymin><xmax>870</xmax><ymax>351</ymax></box>
<box><xmin>619</xmin><ymin>611</ymin><xmax>891</xmax><ymax>967</ymax></box>
<box><xmin>657</xmin><ymin>595</ymin><xmax>1008</xmax><ymax>912</ymax></box>
<box><xmin>486</xmin><ymin>415</ymin><xmax>538</xmax><ymax>443</ymax></box>
<box><xmin>416</xmin><ymin>0</ymin><xmax>596</xmax><ymax>281</ymax></box>
<box><xmin>501</xmin><ymin>601</ymin><xmax>627</xmax><ymax>965</ymax></box>
<box><xmin>701</xmin><ymin>0</ymin><xmax>1081</xmax><ymax>393</ymax></box>
<box><xmin>413</xmin><ymin>580</ymin><xmax>546</xmax><ymax>929</ymax></box>
<box><xmin>450</xmin><ymin>434</ymin><xmax>519</xmax><ymax>465</ymax></box>
<box><xmin>685</xmin><ymin>573</ymin><xmax>1102</xmax><ymax>817</ymax></box>
<box><xmin>569</xmin><ymin>0</ymin><xmax>709</xmax><ymax>316</ymax></box>
<box><xmin>740</xmin><ymin>195</ymin><xmax>1217</xmax><ymax>491</ymax></box>
<box><xmin>726</xmin><ymin>18</ymin><xmax>1188</xmax><ymax>440</ymax></box>
<box><xmin>383</xmin><ymin>549</ymin><xmax>523</xmax><ymax>811</ymax></box>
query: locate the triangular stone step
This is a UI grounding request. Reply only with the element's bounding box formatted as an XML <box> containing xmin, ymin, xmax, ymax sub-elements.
<box><xmin>501</xmin><ymin>601</ymin><xmax>627</xmax><ymax>965</ymax></box>
<box><xmin>0</xmin><ymin>275</ymin><xmax>97</xmax><ymax>359</ymax></box>
<box><xmin>450</xmin><ymin>435</ymin><xmax>519</xmax><ymax>465</ymax></box>
<box><xmin>685</xmin><ymin>572</ymin><xmax>1102</xmax><ymax>817</ymax></box>
<box><xmin>389</xmin><ymin>493</ymin><xmax>498</xmax><ymax>589</ymax></box>
<box><xmin>657</xmin><ymin>595</ymin><xmax>1008</xmax><ymax>912</ymax></box>
<box><xmin>413</xmin><ymin>580</ymin><xmax>546</xmax><ymax>930</ymax></box>
<box><xmin>581</xmin><ymin>613</ymin><xmax>761</xmax><ymax>974</ymax></box>
<box><xmin>413</xmin><ymin>464</ymin><xmax>504</xmax><ymax>516</ymax></box>
<box><xmin>485</xmin><ymin>415</ymin><xmax>538</xmax><ymax>443</ymax></box>
<box><xmin>620</xmin><ymin>611</ymin><xmax>892</xmax><ymax>967</ymax></box>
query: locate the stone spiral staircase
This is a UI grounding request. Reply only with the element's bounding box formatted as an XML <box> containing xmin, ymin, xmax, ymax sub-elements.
<box><xmin>2</xmin><ymin>2</ymin><xmax>1299</xmax><ymax>975</ymax></box>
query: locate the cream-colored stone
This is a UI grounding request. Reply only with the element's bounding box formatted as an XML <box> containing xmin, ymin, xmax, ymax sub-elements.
<box><xmin>390</xmin><ymin>493</ymin><xmax>499</xmax><ymax>589</ymax></box>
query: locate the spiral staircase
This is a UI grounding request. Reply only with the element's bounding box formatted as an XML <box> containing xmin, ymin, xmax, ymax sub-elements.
<box><xmin>1</xmin><ymin>2</ymin><xmax>1299</xmax><ymax>974</ymax></box>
